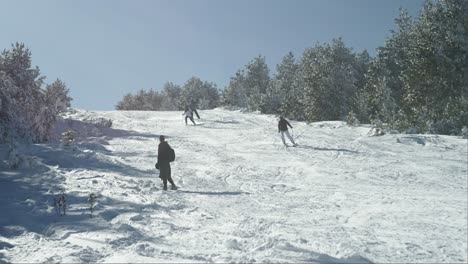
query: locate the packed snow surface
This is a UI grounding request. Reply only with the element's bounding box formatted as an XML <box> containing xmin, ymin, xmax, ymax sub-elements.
<box><xmin>1</xmin><ymin>109</ymin><xmax>467</xmax><ymax>263</ymax></box>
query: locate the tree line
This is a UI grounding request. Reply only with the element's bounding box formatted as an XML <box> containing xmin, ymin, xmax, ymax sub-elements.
<box><xmin>116</xmin><ymin>77</ymin><xmax>220</xmax><ymax>111</ymax></box>
<box><xmin>121</xmin><ymin>0</ymin><xmax>466</xmax><ymax>135</ymax></box>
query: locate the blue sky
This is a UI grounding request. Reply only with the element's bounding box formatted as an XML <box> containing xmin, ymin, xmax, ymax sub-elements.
<box><xmin>1</xmin><ymin>0</ymin><xmax>423</xmax><ymax>110</ymax></box>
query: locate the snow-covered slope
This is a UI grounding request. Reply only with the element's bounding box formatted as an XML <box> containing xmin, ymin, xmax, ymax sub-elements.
<box><xmin>1</xmin><ymin>109</ymin><xmax>467</xmax><ymax>263</ymax></box>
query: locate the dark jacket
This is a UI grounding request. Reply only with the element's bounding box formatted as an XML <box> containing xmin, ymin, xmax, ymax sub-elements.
<box><xmin>158</xmin><ymin>141</ymin><xmax>172</xmax><ymax>179</ymax></box>
<box><xmin>278</xmin><ymin>118</ymin><xmax>293</xmax><ymax>132</ymax></box>
<box><xmin>158</xmin><ymin>141</ymin><xmax>172</xmax><ymax>163</ymax></box>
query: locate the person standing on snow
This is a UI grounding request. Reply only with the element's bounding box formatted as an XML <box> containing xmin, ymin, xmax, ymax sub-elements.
<box><xmin>183</xmin><ymin>106</ymin><xmax>197</xmax><ymax>125</ymax></box>
<box><xmin>278</xmin><ymin>116</ymin><xmax>297</xmax><ymax>147</ymax></box>
<box><xmin>155</xmin><ymin>135</ymin><xmax>177</xmax><ymax>190</ymax></box>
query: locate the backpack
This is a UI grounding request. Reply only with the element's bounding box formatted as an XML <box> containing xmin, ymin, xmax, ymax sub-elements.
<box><xmin>168</xmin><ymin>147</ymin><xmax>175</xmax><ymax>162</ymax></box>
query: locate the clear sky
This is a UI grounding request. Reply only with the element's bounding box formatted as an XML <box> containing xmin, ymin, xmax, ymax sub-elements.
<box><xmin>1</xmin><ymin>0</ymin><xmax>424</xmax><ymax>110</ymax></box>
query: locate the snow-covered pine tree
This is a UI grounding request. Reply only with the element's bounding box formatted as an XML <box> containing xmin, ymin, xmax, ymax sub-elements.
<box><xmin>135</xmin><ymin>89</ymin><xmax>148</xmax><ymax>110</ymax></box>
<box><xmin>263</xmin><ymin>51</ymin><xmax>299</xmax><ymax>115</ymax></box>
<box><xmin>400</xmin><ymin>0</ymin><xmax>468</xmax><ymax>134</ymax></box>
<box><xmin>244</xmin><ymin>55</ymin><xmax>270</xmax><ymax>111</ymax></box>
<box><xmin>0</xmin><ymin>72</ymin><xmax>19</xmax><ymax>143</ymax></box>
<box><xmin>115</xmin><ymin>93</ymin><xmax>135</xmax><ymax>110</ymax></box>
<box><xmin>363</xmin><ymin>1</ymin><xmax>468</xmax><ymax>135</ymax></box>
<box><xmin>261</xmin><ymin>80</ymin><xmax>281</xmax><ymax>114</ymax></box>
<box><xmin>161</xmin><ymin>82</ymin><xmax>183</xmax><ymax>110</ymax></box>
<box><xmin>45</xmin><ymin>79</ymin><xmax>72</xmax><ymax>116</ymax></box>
<box><xmin>203</xmin><ymin>81</ymin><xmax>221</xmax><ymax>109</ymax></box>
<box><xmin>351</xmin><ymin>50</ymin><xmax>372</xmax><ymax>123</ymax></box>
<box><xmin>0</xmin><ymin>43</ymin><xmax>55</xmax><ymax>143</ymax></box>
<box><xmin>358</xmin><ymin>9</ymin><xmax>415</xmax><ymax>129</ymax></box>
<box><xmin>222</xmin><ymin>70</ymin><xmax>248</xmax><ymax>108</ymax></box>
<box><xmin>32</xmin><ymin>101</ymin><xmax>56</xmax><ymax>142</ymax></box>
<box><xmin>299</xmin><ymin>38</ymin><xmax>360</xmax><ymax>122</ymax></box>
<box><xmin>145</xmin><ymin>89</ymin><xmax>164</xmax><ymax>111</ymax></box>
<box><xmin>179</xmin><ymin>77</ymin><xmax>220</xmax><ymax>110</ymax></box>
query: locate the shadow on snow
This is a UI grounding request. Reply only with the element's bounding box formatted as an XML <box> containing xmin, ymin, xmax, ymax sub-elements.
<box><xmin>296</xmin><ymin>145</ymin><xmax>359</xmax><ymax>153</ymax></box>
<box><xmin>178</xmin><ymin>190</ymin><xmax>250</xmax><ymax>196</ymax></box>
<box><xmin>0</xmin><ymin>119</ymin><xmax>164</xmax><ymax>245</ymax></box>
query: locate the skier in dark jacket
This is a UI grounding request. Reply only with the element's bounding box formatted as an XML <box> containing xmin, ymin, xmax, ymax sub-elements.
<box><xmin>189</xmin><ymin>102</ymin><xmax>200</xmax><ymax>119</ymax></box>
<box><xmin>156</xmin><ymin>135</ymin><xmax>177</xmax><ymax>190</ymax></box>
<box><xmin>183</xmin><ymin>106</ymin><xmax>197</xmax><ymax>125</ymax></box>
<box><xmin>278</xmin><ymin>116</ymin><xmax>297</xmax><ymax>147</ymax></box>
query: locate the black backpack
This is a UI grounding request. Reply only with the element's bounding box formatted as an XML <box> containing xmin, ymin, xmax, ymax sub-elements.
<box><xmin>168</xmin><ymin>147</ymin><xmax>175</xmax><ymax>162</ymax></box>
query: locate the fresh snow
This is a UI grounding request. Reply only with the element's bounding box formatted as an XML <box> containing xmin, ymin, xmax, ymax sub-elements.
<box><xmin>0</xmin><ymin>108</ymin><xmax>467</xmax><ymax>263</ymax></box>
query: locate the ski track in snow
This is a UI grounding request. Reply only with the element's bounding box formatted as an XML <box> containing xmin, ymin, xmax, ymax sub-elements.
<box><xmin>0</xmin><ymin>108</ymin><xmax>467</xmax><ymax>263</ymax></box>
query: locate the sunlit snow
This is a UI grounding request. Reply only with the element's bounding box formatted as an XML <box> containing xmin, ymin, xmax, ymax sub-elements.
<box><xmin>1</xmin><ymin>109</ymin><xmax>466</xmax><ymax>263</ymax></box>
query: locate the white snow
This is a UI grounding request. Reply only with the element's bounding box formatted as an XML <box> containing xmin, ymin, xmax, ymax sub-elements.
<box><xmin>0</xmin><ymin>108</ymin><xmax>467</xmax><ymax>263</ymax></box>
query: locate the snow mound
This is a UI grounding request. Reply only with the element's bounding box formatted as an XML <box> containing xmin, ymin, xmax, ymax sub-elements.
<box><xmin>396</xmin><ymin>135</ymin><xmax>445</xmax><ymax>146</ymax></box>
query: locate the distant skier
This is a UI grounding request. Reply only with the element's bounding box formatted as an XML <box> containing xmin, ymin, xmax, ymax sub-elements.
<box><xmin>183</xmin><ymin>106</ymin><xmax>197</xmax><ymax>125</ymax></box>
<box><xmin>278</xmin><ymin>116</ymin><xmax>297</xmax><ymax>147</ymax></box>
<box><xmin>155</xmin><ymin>135</ymin><xmax>177</xmax><ymax>190</ymax></box>
<box><xmin>189</xmin><ymin>101</ymin><xmax>201</xmax><ymax>119</ymax></box>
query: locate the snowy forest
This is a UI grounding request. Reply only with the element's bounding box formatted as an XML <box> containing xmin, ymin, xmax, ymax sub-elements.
<box><xmin>1</xmin><ymin>0</ymin><xmax>467</xmax><ymax>262</ymax></box>
<box><xmin>117</xmin><ymin>0</ymin><xmax>468</xmax><ymax>136</ymax></box>
<box><xmin>0</xmin><ymin>43</ymin><xmax>72</xmax><ymax>144</ymax></box>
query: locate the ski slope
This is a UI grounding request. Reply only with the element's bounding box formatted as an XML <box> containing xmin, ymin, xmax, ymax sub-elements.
<box><xmin>1</xmin><ymin>108</ymin><xmax>467</xmax><ymax>263</ymax></box>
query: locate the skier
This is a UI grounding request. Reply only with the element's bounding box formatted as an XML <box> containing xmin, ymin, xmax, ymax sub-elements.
<box><xmin>189</xmin><ymin>102</ymin><xmax>201</xmax><ymax>119</ymax></box>
<box><xmin>155</xmin><ymin>135</ymin><xmax>177</xmax><ymax>190</ymax></box>
<box><xmin>183</xmin><ymin>106</ymin><xmax>197</xmax><ymax>125</ymax></box>
<box><xmin>278</xmin><ymin>115</ymin><xmax>297</xmax><ymax>147</ymax></box>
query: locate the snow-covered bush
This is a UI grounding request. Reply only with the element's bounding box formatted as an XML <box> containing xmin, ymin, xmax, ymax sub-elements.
<box><xmin>6</xmin><ymin>144</ymin><xmax>38</xmax><ymax>170</ymax></box>
<box><xmin>345</xmin><ymin>111</ymin><xmax>360</xmax><ymax>126</ymax></box>
<box><xmin>462</xmin><ymin>126</ymin><xmax>468</xmax><ymax>139</ymax></box>
<box><xmin>368</xmin><ymin>118</ymin><xmax>386</xmax><ymax>136</ymax></box>
<box><xmin>81</xmin><ymin>117</ymin><xmax>113</xmax><ymax>128</ymax></box>
<box><xmin>93</xmin><ymin>118</ymin><xmax>112</xmax><ymax>128</ymax></box>
<box><xmin>61</xmin><ymin>130</ymin><xmax>75</xmax><ymax>147</ymax></box>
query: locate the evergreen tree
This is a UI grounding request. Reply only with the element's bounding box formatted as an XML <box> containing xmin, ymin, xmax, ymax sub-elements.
<box><xmin>0</xmin><ymin>43</ymin><xmax>48</xmax><ymax>142</ymax></box>
<box><xmin>161</xmin><ymin>82</ymin><xmax>183</xmax><ymax>110</ymax></box>
<box><xmin>401</xmin><ymin>0</ymin><xmax>468</xmax><ymax>133</ymax></box>
<box><xmin>300</xmin><ymin>38</ymin><xmax>360</xmax><ymax>122</ymax></box>
<box><xmin>115</xmin><ymin>93</ymin><xmax>135</xmax><ymax>110</ymax></box>
<box><xmin>179</xmin><ymin>77</ymin><xmax>220</xmax><ymax>110</ymax></box>
<box><xmin>264</xmin><ymin>51</ymin><xmax>301</xmax><ymax>116</ymax></box>
<box><xmin>363</xmin><ymin>9</ymin><xmax>415</xmax><ymax>127</ymax></box>
<box><xmin>0</xmin><ymin>43</ymin><xmax>70</xmax><ymax>143</ymax></box>
<box><xmin>223</xmin><ymin>70</ymin><xmax>248</xmax><ymax>108</ymax></box>
<box><xmin>0</xmin><ymin>72</ymin><xmax>19</xmax><ymax>142</ymax></box>
<box><xmin>45</xmin><ymin>79</ymin><xmax>72</xmax><ymax>115</ymax></box>
<box><xmin>244</xmin><ymin>55</ymin><xmax>270</xmax><ymax>111</ymax></box>
<box><xmin>363</xmin><ymin>1</ymin><xmax>468</xmax><ymax>134</ymax></box>
<box><xmin>351</xmin><ymin>50</ymin><xmax>372</xmax><ymax>122</ymax></box>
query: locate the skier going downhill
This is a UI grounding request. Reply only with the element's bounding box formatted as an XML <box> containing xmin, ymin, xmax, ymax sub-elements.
<box><xmin>183</xmin><ymin>106</ymin><xmax>197</xmax><ymax>125</ymax></box>
<box><xmin>155</xmin><ymin>135</ymin><xmax>177</xmax><ymax>190</ymax></box>
<box><xmin>189</xmin><ymin>101</ymin><xmax>201</xmax><ymax>120</ymax></box>
<box><xmin>278</xmin><ymin>116</ymin><xmax>297</xmax><ymax>147</ymax></box>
